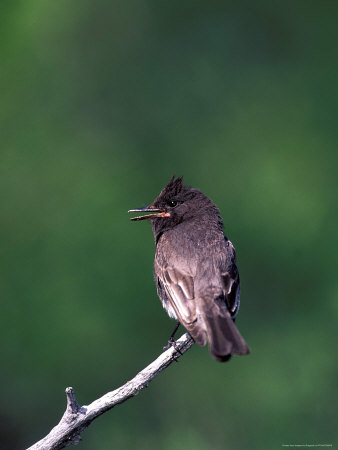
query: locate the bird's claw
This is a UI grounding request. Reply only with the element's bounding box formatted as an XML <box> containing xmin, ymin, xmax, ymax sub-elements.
<box><xmin>163</xmin><ymin>337</ymin><xmax>183</xmax><ymax>362</ymax></box>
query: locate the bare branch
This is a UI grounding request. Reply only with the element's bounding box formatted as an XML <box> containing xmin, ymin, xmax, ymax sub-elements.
<box><xmin>27</xmin><ymin>333</ymin><xmax>194</xmax><ymax>450</ymax></box>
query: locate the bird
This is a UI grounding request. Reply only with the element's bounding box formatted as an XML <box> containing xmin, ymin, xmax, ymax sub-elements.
<box><xmin>128</xmin><ymin>176</ymin><xmax>250</xmax><ymax>362</ymax></box>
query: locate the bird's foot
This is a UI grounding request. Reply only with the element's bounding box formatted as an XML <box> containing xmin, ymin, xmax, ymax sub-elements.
<box><xmin>163</xmin><ymin>337</ymin><xmax>183</xmax><ymax>362</ymax></box>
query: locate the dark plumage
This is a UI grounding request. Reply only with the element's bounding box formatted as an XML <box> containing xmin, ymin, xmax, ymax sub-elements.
<box><xmin>129</xmin><ymin>176</ymin><xmax>250</xmax><ymax>362</ymax></box>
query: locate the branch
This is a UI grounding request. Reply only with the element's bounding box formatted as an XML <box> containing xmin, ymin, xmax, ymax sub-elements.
<box><xmin>27</xmin><ymin>333</ymin><xmax>194</xmax><ymax>450</ymax></box>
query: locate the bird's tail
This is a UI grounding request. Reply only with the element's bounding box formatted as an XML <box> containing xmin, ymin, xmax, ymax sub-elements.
<box><xmin>181</xmin><ymin>293</ymin><xmax>250</xmax><ymax>362</ymax></box>
<box><xmin>204</xmin><ymin>312</ymin><xmax>250</xmax><ymax>361</ymax></box>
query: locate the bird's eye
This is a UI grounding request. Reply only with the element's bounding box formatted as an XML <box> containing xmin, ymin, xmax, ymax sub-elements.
<box><xmin>168</xmin><ymin>200</ymin><xmax>178</xmax><ymax>207</ymax></box>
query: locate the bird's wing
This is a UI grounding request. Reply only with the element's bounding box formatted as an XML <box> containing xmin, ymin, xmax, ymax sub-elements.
<box><xmin>220</xmin><ymin>239</ymin><xmax>240</xmax><ymax>318</ymax></box>
<box><xmin>155</xmin><ymin>260</ymin><xmax>207</xmax><ymax>346</ymax></box>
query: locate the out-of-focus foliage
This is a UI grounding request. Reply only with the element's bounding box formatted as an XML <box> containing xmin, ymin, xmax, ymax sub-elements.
<box><xmin>1</xmin><ymin>1</ymin><xmax>337</xmax><ymax>449</ymax></box>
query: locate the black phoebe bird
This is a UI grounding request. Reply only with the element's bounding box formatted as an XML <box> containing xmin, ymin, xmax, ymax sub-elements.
<box><xmin>129</xmin><ymin>176</ymin><xmax>250</xmax><ymax>362</ymax></box>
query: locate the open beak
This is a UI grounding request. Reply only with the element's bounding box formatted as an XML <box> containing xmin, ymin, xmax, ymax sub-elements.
<box><xmin>128</xmin><ymin>206</ymin><xmax>170</xmax><ymax>221</ymax></box>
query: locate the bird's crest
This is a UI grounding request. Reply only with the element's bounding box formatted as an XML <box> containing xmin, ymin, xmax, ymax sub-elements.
<box><xmin>157</xmin><ymin>175</ymin><xmax>187</xmax><ymax>200</ymax></box>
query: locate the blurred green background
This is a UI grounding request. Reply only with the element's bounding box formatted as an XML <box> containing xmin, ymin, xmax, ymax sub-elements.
<box><xmin>1</xmin><ymin>1</ymin><xmax>337</xmax><ymax>449</ymax></box>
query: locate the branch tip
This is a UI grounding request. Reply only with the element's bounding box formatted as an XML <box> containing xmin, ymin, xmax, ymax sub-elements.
<box><xmin>66</xmin><ymin>387</ymin><xmax>80</xmax><ymax>415</ymax></box>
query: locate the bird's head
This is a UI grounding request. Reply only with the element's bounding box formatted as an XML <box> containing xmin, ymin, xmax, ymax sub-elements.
<box><xmin>128</xmin><ymin>176</ymin><xmax>222</xmax><ymax>238</ymax></box>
